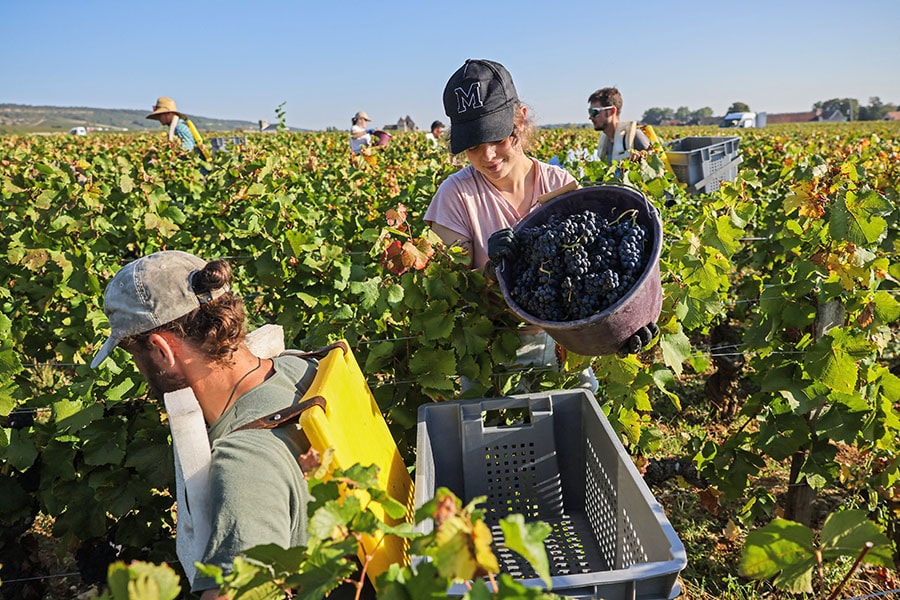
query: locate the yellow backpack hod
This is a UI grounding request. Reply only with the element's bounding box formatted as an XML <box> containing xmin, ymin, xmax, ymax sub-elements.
<box><xmin>184</xmin><ymin>118</ymin><xmax>212</xmax><ymax>161</ymax></box>
<box><xmin>235</xmin><ymin>341</ymin><xmax>415</xmax><ymax>590</ymax></box>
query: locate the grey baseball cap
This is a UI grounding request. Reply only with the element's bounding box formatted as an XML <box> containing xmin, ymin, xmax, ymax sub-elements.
<box><xmin>443</xmin><ymin>59</ymin><xmax>519</xmax><ymax>154</ymax></box>
<box><xmin>90</xmin><ymin>250</ymin><xmax>227</xmax><ymax>368</ymax></box>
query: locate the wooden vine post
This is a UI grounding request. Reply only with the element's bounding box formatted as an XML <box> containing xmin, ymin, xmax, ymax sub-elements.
<box><xmin>784</xmin><ymin>300</ymin><xmax>845</xmax><ymax>525</ymax></box>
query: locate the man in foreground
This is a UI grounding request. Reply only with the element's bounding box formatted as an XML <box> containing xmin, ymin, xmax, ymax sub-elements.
<box><xmin>90</xmin><ymin>250</ymin><xmax>318</xmax><ymax>599</ymax></box>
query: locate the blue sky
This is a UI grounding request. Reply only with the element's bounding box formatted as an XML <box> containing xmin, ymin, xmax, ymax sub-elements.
<box><xmin>2</xmin><ymin>0</ymin><xmax>898</xmax><ymax>131</ymax></box>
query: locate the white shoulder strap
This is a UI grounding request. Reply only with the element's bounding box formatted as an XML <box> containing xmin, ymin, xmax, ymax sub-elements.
<box><xmin>624</xmin><ymin>121</ymin><xmax>637</xmax><ymax>151</ymax></box>
<box><xmin>167</xmin><ymin>114</ymin><xmax>180</xmax><ymax>142</ymax></box>
<box><xmin>164</xmin><ymin>324</ymin><xmax>286</xmax><ymax>584</ymax></box>
<box><xmin>165</xmin><ymin>388</ymin><xmax>211</xmax><ymax>585</ymax></box>
<box><xmin>597</xmin><ymin>132</ymin><xmax>609</xmax><ymax>159</ymax></box>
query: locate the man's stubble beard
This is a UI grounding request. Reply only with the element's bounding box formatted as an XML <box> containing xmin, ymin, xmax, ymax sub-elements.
<box><xmin>132</xmin><ymin>348</ymin><xmax>190</xmax><ymax>400</ymax></box>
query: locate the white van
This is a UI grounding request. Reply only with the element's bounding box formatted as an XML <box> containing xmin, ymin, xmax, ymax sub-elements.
<box><xmin>69</xmin><ymin>126</ymin><xmax>87</xmax><ymax>136</ymax></box>
<box><xmin>719</xmin><ymin>112</ymin><xmax>766</xmax><ymax>128</ymax></box>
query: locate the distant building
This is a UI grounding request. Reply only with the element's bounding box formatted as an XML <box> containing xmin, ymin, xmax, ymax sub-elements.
<box><xmin>258</xmin><ymin>119</ymin><xmax>280</xmax><ymax>133</ymax></box>
<box><xmin>884</xmin><ymin>111</ymin><xmax>900</xmax><ymax>121</ymax></box>
<box><xmin>396</xmin><ymin>115</ymin><xmax>417</xmax><ymax>131</ymax></box>
<box><xmin>381</xmin><ymin>116</ymin><xmax>418</xmax><ymax>131</ymax></box>
<box><xmin>764</xmin><ymin>108</ymin><xmax>845</xmax><ymax>124</ymax></box>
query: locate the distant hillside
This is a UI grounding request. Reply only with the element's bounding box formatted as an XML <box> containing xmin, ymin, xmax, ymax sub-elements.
<box><xmin>0</xmin><ymin>103</ymin><xmax>262</xmax><ymax>133</ymax></box>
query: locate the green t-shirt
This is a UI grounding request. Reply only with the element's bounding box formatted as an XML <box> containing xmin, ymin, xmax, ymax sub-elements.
<box><xmin>192</xmin><ymin>354</ymin><xmax>317</xmax><ymax>593</ymax></box>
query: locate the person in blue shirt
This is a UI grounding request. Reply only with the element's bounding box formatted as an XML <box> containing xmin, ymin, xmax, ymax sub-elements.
<box><xmin>147</xmin><ymin>97</ymin><xmax>196</xmax><ymax>152</ymax></box>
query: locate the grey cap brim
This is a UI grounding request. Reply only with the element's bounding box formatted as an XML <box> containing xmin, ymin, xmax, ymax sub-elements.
<box><xmin>449</xmin><ymin>102</ymin><xmax>516</xmax><ymax>155</ymax></box>
<box><xmin>91</xmin><ymin>335</ymin><xmax>122</xmax><ymax>369</ymax></box>
<box><xmin>89</xmin><ymin>250</ymin><xmax>209</xmax><ymax>369</ymax></box>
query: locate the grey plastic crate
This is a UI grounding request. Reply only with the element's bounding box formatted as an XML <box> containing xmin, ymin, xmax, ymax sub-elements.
<box><xmin>414</xmin><ymin>391</ymin><xmax>686</xmax><ymax>599</ymax></box>
<box><xmin>209</xmin><ymin>136</ymin><xmax>247</xmax><ymax>155</ymax></box>
<box><xmin>665</xmin><ymin>136</ymin><xmax>741</xmax><ymax>194</ymax></box>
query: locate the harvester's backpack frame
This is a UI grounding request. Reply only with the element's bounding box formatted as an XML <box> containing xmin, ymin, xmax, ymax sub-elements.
<box><xmin>184</xmin><ymin>118</ymin><xmax>212</xmax><ymax>161</ymax></box>
<box><xmin>235</xmin><ymin>340</ymin><xmax>415</xmax><ymax>592</ymax></box>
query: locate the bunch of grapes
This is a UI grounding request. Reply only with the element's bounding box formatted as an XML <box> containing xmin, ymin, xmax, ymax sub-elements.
<box><xmin>505</xmin><ymin>209</ymin><xmax>649</xmax><ymax>322</ymax></box>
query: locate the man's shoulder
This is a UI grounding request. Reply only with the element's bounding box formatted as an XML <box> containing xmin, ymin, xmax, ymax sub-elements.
<box><xmin>633</xmin><ymin>126</ymin><xmax>651</xmax><ymax>149</ymax></box>
<box><xmin>274</xmin><ymin>353</ymin><xmax>317</xmax><ymax>377</ymax></box>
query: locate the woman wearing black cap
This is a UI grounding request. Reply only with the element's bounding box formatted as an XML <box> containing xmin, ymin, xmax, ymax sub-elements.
<box><xmin>424</xmin><ymin>59</ymin><xmax>575</xmax><ymax>272</ymax></box>
<box><xmin>424</xmin><ymin>59</ymin><xmax>597</xmax><ymax>392</ymax></box>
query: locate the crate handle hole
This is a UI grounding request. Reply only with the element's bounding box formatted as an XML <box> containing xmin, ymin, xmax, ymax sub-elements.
<box><xmin>482</xmin><ymin>406</ymin><xmax>532</xmax><ymax>428</ymax></box>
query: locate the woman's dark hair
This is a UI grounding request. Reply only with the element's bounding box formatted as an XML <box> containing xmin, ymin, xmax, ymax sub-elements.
<box><xmin>121</xmin><ymin>259</ymin><xmax>246</xmax><ymax>365</ymax></box>
<box><xmin>587</xmin><ymin>87</ymin><xmax>623</xmax><ymax>112</ymax></box>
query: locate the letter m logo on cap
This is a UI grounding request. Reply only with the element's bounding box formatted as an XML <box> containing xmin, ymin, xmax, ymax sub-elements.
<box><xmin>454</xmin><ymin>82</ymin><xmax>484</xmax><ymax>114</ymax></box>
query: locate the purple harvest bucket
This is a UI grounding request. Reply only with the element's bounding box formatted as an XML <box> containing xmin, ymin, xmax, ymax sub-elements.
<box><xmin>373</xmin><ymin>130</ymin><xmax>393</xmax><ymax>146</ymax></box>
<box><xmin>496</xmin><ymin>184</ymin><xmax>663</xmax><ymax>356</ymax></box>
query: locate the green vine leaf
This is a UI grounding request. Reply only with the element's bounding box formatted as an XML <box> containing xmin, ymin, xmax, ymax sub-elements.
<box><xmin>739</xmin><ymin>518</ymin><xmax>815</xmax><ymax>593</ymax></box>
<box><xmin>659</xmin><ymin>327</ymin><xmax>691</xmax><ymax>375</ymax></box>
<box><xmin>830</xmin><ymin>189</ymin><xmax>892</xmax><ymax>245</ymax></box>
<box><xmin>499</xmin><ymin>514</ymin><xmax>552</xmax><ymax>586</ymax></box>
<box><xmin>103</xmin><ymin>561</ymin><xmax>182</xmax><ymax>600</ymax></box>
<box><xmin>805</xmin><ymin>329</ymin><xmax>872</xmax><ymax>394</ymax></box>
<box><xmin>819</xmin><ymin>509</ymin><xmax>893</xmax><ymax>566</ymax></box>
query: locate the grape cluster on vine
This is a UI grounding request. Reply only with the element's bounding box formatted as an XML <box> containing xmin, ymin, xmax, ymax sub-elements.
<box><xmin>505</xmin><ymin>209</ymin><xmax>649</xmax><ymax>322</ymax></box>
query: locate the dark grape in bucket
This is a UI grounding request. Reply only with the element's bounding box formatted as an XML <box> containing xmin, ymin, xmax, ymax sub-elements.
<box><xmin>496</xmin><ymin>184</ymin><xmax>663</xmax><ymax>356</ymax></box>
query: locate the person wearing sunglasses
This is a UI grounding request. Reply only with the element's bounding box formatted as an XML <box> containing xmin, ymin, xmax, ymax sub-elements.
<box><xmin>588</xmin><ymin>87</ymin><xmax>650</xmax><ymax>164</ymax></box>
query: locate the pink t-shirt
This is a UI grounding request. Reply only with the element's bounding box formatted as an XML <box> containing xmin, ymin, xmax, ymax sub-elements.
<box><xmin>424</xmin><ymin>159</ymin><xmax>576</xmax><ymax>269</ymax></box>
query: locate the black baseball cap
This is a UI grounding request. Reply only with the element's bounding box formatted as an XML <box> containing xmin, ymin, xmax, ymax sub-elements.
<box><xmin>442</xmin><ymin>59</ymin><xmax>519</xmax><ymax>154</ymax></box>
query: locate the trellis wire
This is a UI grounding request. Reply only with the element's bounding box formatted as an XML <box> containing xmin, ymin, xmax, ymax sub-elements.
<box><xmin>844</xmin><ymin>589</ymin><xmax>900</xmax><ymax>600</ymax></box>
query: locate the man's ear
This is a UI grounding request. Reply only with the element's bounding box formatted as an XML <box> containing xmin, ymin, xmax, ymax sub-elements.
<box><xmin>146</xmin><ymin>332</ymin><xmax>178</xmax><ymax>367</ymax></box>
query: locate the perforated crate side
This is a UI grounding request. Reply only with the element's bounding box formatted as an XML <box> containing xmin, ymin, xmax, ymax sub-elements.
<box><xmin>665</xmin><ymin>136</ymin><xmax>740</xmax><ymax>188</ymax></box>
<box><xmin>458</xmin><ymin>397</ymin><xmax>610</xmax><ymax>581</ymax></box>
<box><xmin>209</xmin><ymin>136</ymin><xmax>247</xmax><ymax>155</ymax></box>
<box><xmin>414</xmin><ymin>391</ymin><xmax>687</xmax><ymax>599</ymax></box>
<box><xmin>696</xmin><ymin>162</ymin><xmax>740</xmax><ymax>194</ymax></box>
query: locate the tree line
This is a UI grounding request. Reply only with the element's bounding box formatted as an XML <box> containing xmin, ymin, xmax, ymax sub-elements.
<box><xmin>641</xmin><ymin>97</ymin><xmax>897</xmax><ymax>125</ymax></box>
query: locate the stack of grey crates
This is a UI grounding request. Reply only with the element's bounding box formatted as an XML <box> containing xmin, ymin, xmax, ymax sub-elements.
<box><xmin>665</xmin><ymin>136</ymin><xmax>741</xmax><ymax>194</ymax></box>
<box><xmin>209</xmin><ymin>136</ymin><xmax>247</xmax><ymax>156</ymax></box>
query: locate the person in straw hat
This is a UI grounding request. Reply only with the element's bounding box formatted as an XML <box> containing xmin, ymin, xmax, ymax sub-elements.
<box><xmin>147</xmin><ymin>97</ymin><xmax>196</xmax><ymax>152</ymax></box>
<box><xmin>349</xmin><ymin>110</ymin><xmax>375</xmax><ymax>155</ymax></box>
